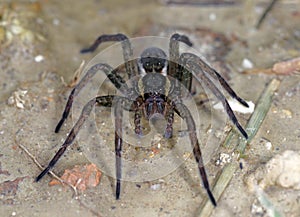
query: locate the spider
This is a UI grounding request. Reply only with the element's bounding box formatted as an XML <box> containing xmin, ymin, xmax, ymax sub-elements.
<box><xmin>36</xmin><ymin>33</ymin><xmax>249</xmax><ymax>207</ymax></box>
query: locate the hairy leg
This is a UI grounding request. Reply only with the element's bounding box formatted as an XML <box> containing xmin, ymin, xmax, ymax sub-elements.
<box><xmin>179</xmin><ymin>52</ymin><xmax>248</xmax><ymax>138</ymax></box>
<box><xmin>169</xmin><ymin>33</ymin><xmax>193</xmax><ymax>91</ymax></box>
<box><xmin>175</xmin><ymin>102</ymin><xmax>216</xmax><ymax>206</ymax></box>
<box><xmin>37</xmin><ymin>95</ymin><xmax>116</xmax><ymax>181</ymax></box>
<box><xmin>55</xmin><ymin>63</ymin><xmax>129</xmax><ymax>133</ymax></box>
<box><xmin>81</xmin><ymin>33</ymin><xmax>138</xmax><ymax>79</ymax></box>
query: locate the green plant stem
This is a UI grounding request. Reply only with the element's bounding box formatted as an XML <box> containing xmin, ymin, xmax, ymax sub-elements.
<box><xmin>199</xmin><ymin>78</ymin><xmax>280</xmax><ymax>217</ymax></box>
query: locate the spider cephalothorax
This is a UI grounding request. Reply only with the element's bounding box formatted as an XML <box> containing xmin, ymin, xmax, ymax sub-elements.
<box><xmin>139</xmin><ymin>47</ymin><xmax>168</xmax><ymax>74</ymax></box>
<box><xmin>138</xmin><ymin>71</ymin><xmax>170</xmax><ymax>95</ymax></box>
<box><xmin>36</xmin><ymin>33</ymin><xmax>249</xmax><ymax>207</ymax></box>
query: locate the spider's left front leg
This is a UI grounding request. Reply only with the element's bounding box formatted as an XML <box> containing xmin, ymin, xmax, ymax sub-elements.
<box><xmin>165</xmin><ymin>33</ymin><xmax>193</xmax><ymax>138</ymax></box>
<box><xmin>174</xmin><ymin>102</ymin><xmax>217</xmax><ymax>206</ymax></box>
<box><xmin>169</xmin><ymin>33</ymin><xmax>193</xmax><ymax>92</ymax></box>
<box><xmin>179</xmin><ymin>53</ymin><xmax>248</xmax><ymax>139</ymax></box>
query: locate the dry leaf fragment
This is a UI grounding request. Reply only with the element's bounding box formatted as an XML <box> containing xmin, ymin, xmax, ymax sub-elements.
<box><xmin>243</xmin><ymin>57</ymin><xmax>300</xmax><ymax>75</ymax></box>
<box><xmin>272</xmin><ymin>57</ymin><xmax>300</xmax><ymax>75</ymax></box>
<box><xmin>0</xmin><ymin>177</ymin><xmax>27</xmax><ymax>196</ymax></box>
<box><xmin>49</xmin><ymin>164</ymin><xmax>102</xmax><ymax>192</ymax></box>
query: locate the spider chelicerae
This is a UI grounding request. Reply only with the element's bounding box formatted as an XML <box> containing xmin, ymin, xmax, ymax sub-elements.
<box><xmin>36</xmin><ymin>33</ymin><xmax>249</xmax><ymax>206</ymax></box>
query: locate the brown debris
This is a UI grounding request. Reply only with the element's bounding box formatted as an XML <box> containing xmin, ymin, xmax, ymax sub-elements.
<box><xmin>0</xmin><ymin>177</ymin><xmax>27</xmax><ymax>196</ymax></box>
<box><xmin>272</xmin><ymin>57</ymin><xmax>300</xmax><ymax>75</ymax></box>
<box><xmin>0</xmin><ymin>154</ymin><xmax>10</xmax><ymax>176</ymax></box>
<box><xmin>244</xmin><ymin>57</ymin><xmax>300</xmax><ymax>75</ymax></box>
<box><xmin>49</xmin><ymin>164</ymin><xmax>102</xmax><ymax>192</ymax></box>
<box><xmin>0</xmin><ymin>162</ymin><xmax>10</xmax><ymax>176</ymax></box>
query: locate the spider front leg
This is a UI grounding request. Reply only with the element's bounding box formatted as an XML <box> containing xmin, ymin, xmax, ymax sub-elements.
<box><xmin>36</xmin><ymin>95</ymin><xmax>115</xmax><ymax>182</ymax></box>
<box><xmin>189</xmin><ymin>53</ymin><xmax>249</xmax><ymax>107</ymax></box>
<box><xmin>179</xmin><ymin>53</ymin><xmax>248</xmax><ymax>139</ymax></box>
<box><xmin>174</xmin><ymin>102</ymin><xmax>217</xmax><ymax>206</ymax></box>
<box><xmin>169</xmin><ymin>33</ymin><xmax>193</xmax><ymax>92</ymax></box>
<box><xmin>80</xmin><ymin>33</ymin><xmax>137</xmax><ymax>79</ymax></box>
<box><xmin>55</xmin><ymin>63</ymin><xmax>128</xmax><ymax>133</ymax></box>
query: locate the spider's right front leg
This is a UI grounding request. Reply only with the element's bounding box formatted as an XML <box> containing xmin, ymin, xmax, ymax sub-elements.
<box><xmin>80</xmin><ymin>33</ymin><xmax>137</xmax><ymax>79</ymax></box>
<box><xmin>36</xmin><ymin>95</ymin><xmax>115</xmax><ymax>182</ymax></box>
<box><xmin>55</xmin><ymin>63</ymin><xmax>129</xmax><ymax>133</ymax></box>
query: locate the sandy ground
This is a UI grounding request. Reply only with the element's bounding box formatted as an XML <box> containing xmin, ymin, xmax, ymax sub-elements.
<box><xmin>0</xmin><ymin>0</ymin><xmax>300</xmax><ymax>217</ymax></box>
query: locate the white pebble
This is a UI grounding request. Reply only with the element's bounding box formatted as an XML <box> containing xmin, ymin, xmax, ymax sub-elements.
<box><xmin>209</xmin><ymin>13</ymin><xmax>216</xmax><ymax>21</ymax></box>
<box><xmin>34</xmin><ymin>55</ymin><xmax>44</xmax><ymax>62</ymax></box>
<box><xmin>53</xmin><ymin>18</ymin><xmax>60</xmax><ymax>26</ymax></box>
<box><xmin>242</xmin><ymin>58</ymin><xmax>254</xmax><ymax>69</ymax></box>
<box><xmin>215</xmin><ymin>153</ymin><xmax>232</xmax><ymax>166</ymax></box>
<box><xmin>150</xmin><ymin>183</ymin><xmax>161</xmax><ymax>190</ymax></box>
<box><xmin>265</xmin><ymin>141</ymin><xmax>272</xmax><ymax>150</ymax></box>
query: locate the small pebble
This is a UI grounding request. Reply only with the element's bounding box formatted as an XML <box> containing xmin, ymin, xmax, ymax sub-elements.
<box><xmin>242</xmin><ymin>58</ymin><xmax>254</xmax><ymax>69</ymax></box>
<box><xmin>150</xmin><ymin>183</ymin><xmax>161</xmax><ymax>190</ymax></box>
<box><xmin>34</xmin><ymin>55</ymin><xmax>44</xmax><ymax>62</ymax></box>
<box><xmin>209</xmin><ymin>13</ymin><xmax>216</xmax><ymax>21</ymax></box>
<box><xmin>52</xmin><ymin>18</ymin><xmax>60</xmax><ymax>26</ymax></box>
<box><xmin>265</xmin><ymin>141</ymin><xmax>272</xmax><ymax>150</ymax></box>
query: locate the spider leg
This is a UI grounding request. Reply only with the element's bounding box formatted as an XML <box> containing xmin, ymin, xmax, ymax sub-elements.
<box><xmin>80</xmin><ymin>33</ymin><xmax>130</xmax><ymax>53</ymax></box>
<box><xmin>55</xmin><ymin>63</ymin><xmax>128</xmax><ymax>133</ymax></box>
<box><xmin>169</xmin><ymin>33</ymin><xmax>193</xmax><ymax>91</ymax></box>
<box><xmin>180</xmin><ymin>53</ymin><xmax>248</xmax><ymax>139</ymax></box>
<box><xmin>174</xmin><ymin>102</ymin><xmax>216</xmax><ymax>206</ymax></box>
<box><xmin>164</xmin><ymin>103</ymin><xmax>175</xmax><ymax>139</ymax></box>
<box><xmin>212</xmin><ymin>71</ymin><xmax>248</xmax><ymax>107</ymax></box>
<box><xmin>114</xmin><ymin>98</ymin><xmax>122</xmax><ymax>199</ymax></box>
<box><xmin>133</xmin><ymin>99</ymin><xmax>143</xmax><ymax>136</ymax></box>
<box><xmin>198</xmin><ymin>58</ymin><xmax>249</xmax><ymax>107</ymax></box>
<box><xmin>36</xmin><ymin>95</ymin><xmax>115</xmax><ymax>182</ymax></box>
<box><xmin>114</xmin><ymin>97</ymin><xmax>134</xmax><ymax>199</ymax></box>
<box><xmin>181</xmin><ymin>53</ymin><xmax>248</xmax><ymax>107</ymax></box>
<box><xmin>80</xmin><ymin>33</ymin><xmax>137</xmax><ymax>79</ymax></box>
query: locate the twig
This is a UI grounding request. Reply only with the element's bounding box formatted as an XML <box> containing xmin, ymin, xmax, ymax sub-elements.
<box><xmin>163</xmin><ymin>0</ymin><xmax>237</xmax><ymax>7</ymax></box>
<box><xmin>18</xmin><ymin>143</ymin><xmax>78</xmax><ymax>197</ymax></box>
<box><xmin>200</xmin><ymin>163</ymin><xmax>238</xmax><ymax>215</ymax></box>
<box><xmin>256</xmin><ymin>0</ymin><xmax>278</xmax><ymax>29</ymax></box>
<box><xmin>18</xmin><ymin>143</ymin><xmax>104</xmax><ymax>216</ymax></box>
<box><xmin>199</xmin><ymin>78</ymin><xmax>281</xmax><ymax>217</ymax></box>
<box><xmin>237</xmin><ymin>79</ymin><xmax>280</xmax><ymax>153</ymax></box>
<box><xmin>60</xmin><ymin>60</ymin><xmax>85</xmax><ymax>88</ymax></box>
<box><xmin>68</xmin><ymin>60</ymin><xmax>85</xmax><ymax>87</ymax></box>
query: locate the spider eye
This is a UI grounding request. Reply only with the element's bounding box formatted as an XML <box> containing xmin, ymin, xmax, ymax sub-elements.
<box><xmin>141</xmin><ymin>61</ymin><xmax>153</xmax><ymax>72</ymax></box>
<box><xmin>156</xmin><ymin>59</ymin><xmax>165</xmax><ymax>70</ymax></box>
<box><xmin>140</xmin><ymin>47</ymin><xmax>167</xmax><ymax>73</ymax></box>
